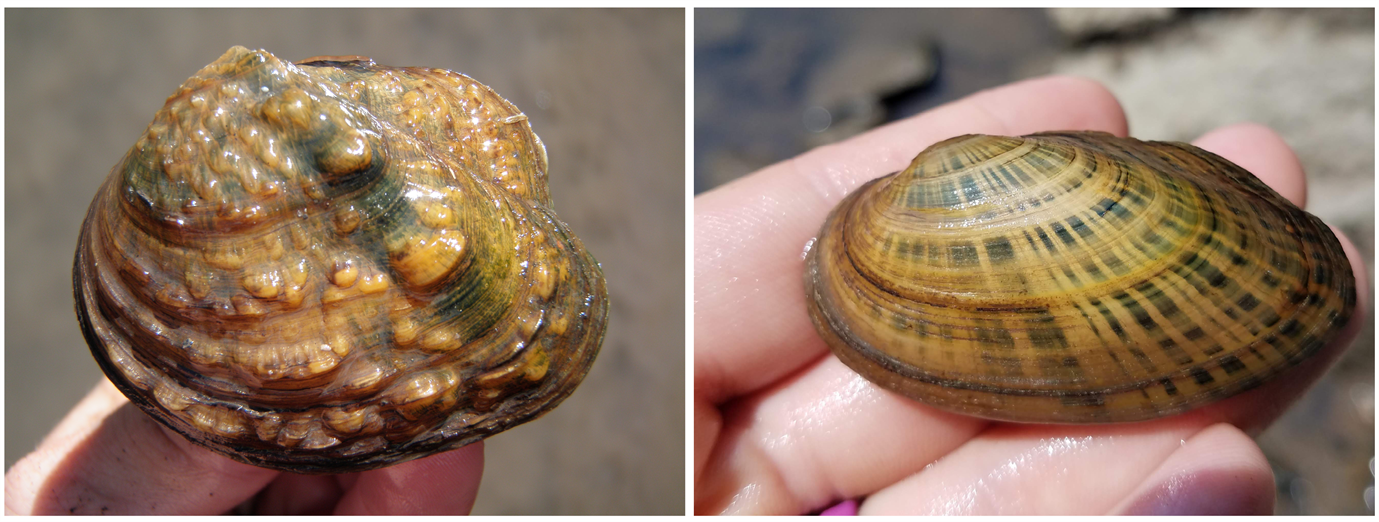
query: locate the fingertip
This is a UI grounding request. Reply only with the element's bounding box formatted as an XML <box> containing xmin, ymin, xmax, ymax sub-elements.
<box><xmin>970</xmin><ymin>75</ymin><xmax>1130</xmax><ymax>137</ymax></box>
<box><xmin>1113</xmin><ymin>423</ymin><xmax>1274</xmax><ymax>515</ymax></box>
<box><xmin>1037</xmin><ymin>75</ymin><xmax>1131</xmax><ymax>137</ymax></box>
<box><xmin>335</xmin><ymin>442</ymin><xmax>484</xmax><ymax>515</ymax></box>
<box><xmin>1193</xmin><ymin>123</ymin><xmax>1308</xmax><ymax>206</ymax></box>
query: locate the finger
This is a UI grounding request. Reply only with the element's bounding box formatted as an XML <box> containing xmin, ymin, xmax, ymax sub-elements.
<box><xmin>696</xmin><ymin>356</ymin><xmax>985</xmax><ymax>515</ymax></box>
<box><xmin>695</xmin><ymin>75</ymin><xmax>1129</xmax><ymax>405</ymax></box>
<box><xmin>333</xmin><ymin>442</ymin><xmax>483</xmax><ymax>515</ymax></box>
<box><xmin>250</xmin><ymin>473</ymin><xmax>344</xmax><ymax>514</ymax></box>
<box><xmin>859</xmin><ymin>418</ymin><xmax>1270</xmax><ymax>515</ymax></box>
<box><xmin>1192</xmin><ymin>122</ymin><xmax>1307</xmax><ymax>205</ymax></box>
<box><xmin>1111</xmin><ymin>423</ymin><xmax>1273</xmax><ymax>515</ymax></box>
<box><xmin>860</xmin><ymin>419</ymin><xmax>1203</xmax><ymax>515</ymax></box>
<box><xmin>3</xmin><ymin>380</ymin><xmax>278</xmax><ymax>515</ymax></box>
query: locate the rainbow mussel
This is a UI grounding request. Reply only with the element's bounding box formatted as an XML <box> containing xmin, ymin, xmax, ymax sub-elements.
<box><xmin>805</xmin><ymin>131</ymin><xmax>1354</xmax><ymax>423</ymax></box>
<box><xmin>74</xmin><ymin>47</ymin><xmax>608</xmax><ymax>472</ymax></box>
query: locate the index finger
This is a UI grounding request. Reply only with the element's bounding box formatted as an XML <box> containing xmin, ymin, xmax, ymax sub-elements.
<box><xmin>694</xmin><ymin>75</ymin><xmax>1130</xmax><ymax>403</ymax></box>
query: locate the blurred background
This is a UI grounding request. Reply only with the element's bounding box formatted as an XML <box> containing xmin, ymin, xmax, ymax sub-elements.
<box><xmin>5</xmin><ymin>9</ymin><xmax>684</xmax><ymax>515</ymax></box>
<box><xmin>696</xmin><ymin>8</ymin><xmax>1373</xmax><ymax>515</ymax></box>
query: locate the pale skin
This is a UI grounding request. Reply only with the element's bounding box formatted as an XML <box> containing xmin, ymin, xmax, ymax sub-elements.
<box><xmin>694</xmin><ymin>76</ymin><xmax>1368</xmax><ymax>515</ymax></box>
<box><xmin>5</xmin><ymin>379</ymin><xmax>483</xmax><ymax>515</ymax></box>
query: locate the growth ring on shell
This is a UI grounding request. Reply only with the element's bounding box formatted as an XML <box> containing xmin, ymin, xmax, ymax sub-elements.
<box><xmin>805</xmin><ymin>131</ymin><xmax>1355</xmax><ymax>423</ymax></box>
<box><xmin>74</xmin><ymin>47</ymin><xmax>608</xmax><ymax>472</ymax></box>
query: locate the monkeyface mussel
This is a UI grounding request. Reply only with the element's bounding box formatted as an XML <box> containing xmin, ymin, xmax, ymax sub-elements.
<box><xmin>74</xmin><ymin>47</ymin><xmax>608</xmax><ymax>472</ymax></box>
<box><xmin>805</xmin><ymin>132</ymin><xmax>1355</xmax><ymax>423</ymax></box>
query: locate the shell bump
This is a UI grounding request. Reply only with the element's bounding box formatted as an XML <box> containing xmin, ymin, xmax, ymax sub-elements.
<box><xmin>805</xmin><ymin>131</ymin><xmax>1355</xmax><ymax>423</ymax></box>
<box><xmin>74</xmin><ymin>47</ymin><xmax>608</xmax><ymax>472</ymax></box>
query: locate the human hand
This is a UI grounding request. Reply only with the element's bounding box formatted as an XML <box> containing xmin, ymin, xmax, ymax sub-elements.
<box><xmin>693</xmin><ymin>76</ymin><xmax>1367</xmax><ymax>515</ymax></box>
<box><xmin>5</xmin><ymin>379</ymin><xmax>483</xmax><ymax>515</ymax></box>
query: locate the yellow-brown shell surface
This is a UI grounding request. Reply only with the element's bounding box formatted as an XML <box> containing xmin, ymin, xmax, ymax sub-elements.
<box><xmin>805</xmin><ymin>131</ymin><xmax>1355</xmax><ymax>423</ymax></box>
<box><xmin>74</xmin><ymin>47</ymin><xmax>608</xmax><ymax>472</ymax></box>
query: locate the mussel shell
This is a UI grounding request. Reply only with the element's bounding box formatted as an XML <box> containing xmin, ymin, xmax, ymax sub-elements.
<box><xmin>805</xmin><ymin>131</ymin><xmax>1355</xmax><ymax>423</ymax></box>
<box><xmin>74</xmin><ymin>47</ymin><xmax>608</xmax><ymax>472</ymax></box>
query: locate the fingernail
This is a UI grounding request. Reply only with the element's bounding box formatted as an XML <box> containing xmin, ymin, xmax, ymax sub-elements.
<box><xmin>1121</xmin><ymin>471</ymin><xmax>1271</xmax><ymax>515</ymax></box>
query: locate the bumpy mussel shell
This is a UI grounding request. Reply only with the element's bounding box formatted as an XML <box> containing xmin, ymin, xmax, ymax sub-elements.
<box><xmin>805</xmin><ymin>131</ymin><xmax>1355</xmax><ymax>423</ymax></box>
<box><xmin>74</xmin><ymin>47</ymin><xmax>608</xmax><ymax>472</ymax></box>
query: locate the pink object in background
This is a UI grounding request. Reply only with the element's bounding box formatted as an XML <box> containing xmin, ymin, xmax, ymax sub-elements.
<box><xmin>819</xmin><ymin>500</ymin><xmax>859</xmax><ymax>516</ymax></box>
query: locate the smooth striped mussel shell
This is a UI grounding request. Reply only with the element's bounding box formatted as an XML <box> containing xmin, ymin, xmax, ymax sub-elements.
<box><xmin>74</xmin><ymin>47</ymin><xmax>608</xmax><ymax>472</ymax></box>
<box><xmin>804</xmin><ymin>131</ymin><xmax>1355</xmax><ymax>423</ymax></box>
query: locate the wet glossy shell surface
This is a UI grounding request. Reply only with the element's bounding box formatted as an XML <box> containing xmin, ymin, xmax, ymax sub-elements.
<box><xmin>805</xmin><ymin>131</ymin><xmax>1355</xmax><ymax>423</ymax></box>
<box><xmin>74</xmin><ymin>47</ymin><xmax>608</xmax><ymax>472</ymax></box>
